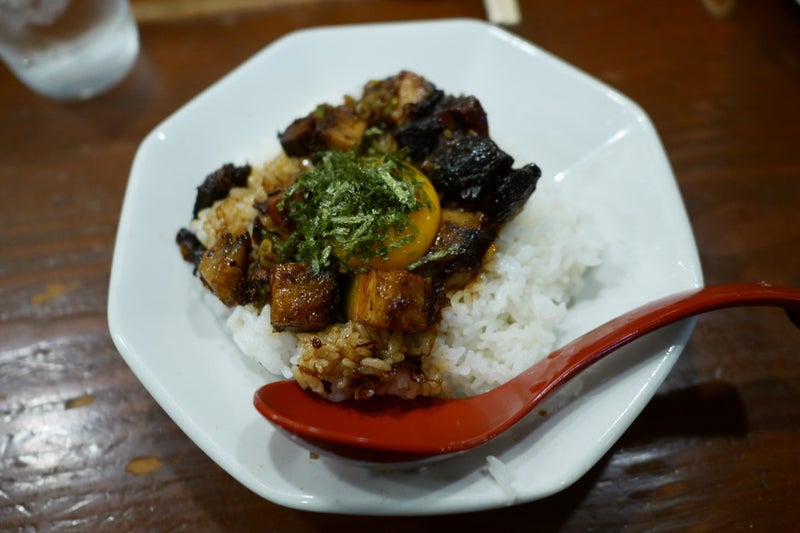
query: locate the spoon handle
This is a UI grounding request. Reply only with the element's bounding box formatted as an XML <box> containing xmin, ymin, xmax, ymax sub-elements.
<box><xmin>254</xmin><ymin>282</ymin><xmax>800</xmax><ymax>460</ymax></box>
<box><xmin>511</xmin><ymin>282</ymin><xmax>800</xmax><ymax>410</ymax></box>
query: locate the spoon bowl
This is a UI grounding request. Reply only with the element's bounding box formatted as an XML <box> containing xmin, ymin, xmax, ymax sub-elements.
<box><xmin>254</xmin><ymin>283</ymin><xmax>800</xmax><ymax>464</ymax></box>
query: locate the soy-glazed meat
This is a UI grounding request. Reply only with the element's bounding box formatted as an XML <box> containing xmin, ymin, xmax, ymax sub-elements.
<box><xmin>279</xmin><ymin>71</ymin><xmax>436</xmax><ymax>156</ymax></box>
<box><xmin>193</xmin><ymin>163</ymin><xmax>251</xmax><ymax>217</ymax></box>
<box><xmin>410</xmin><ymin>209</ymin><xmax>494</xmax><ymax>286</ymax></box>
<box><xmin>269</xmin><ymin>262</ymin><xmax>343</xmax><ymax>332</ymax></box>
<box><xmin>177</xmin><ymin>70</ymin><xmax>542</xmax><ymax>401</ymax></box>
<box><xmin>278</xmin><ymin>71</ymin><xmax>539</xmax><ymax>232</ymax></box>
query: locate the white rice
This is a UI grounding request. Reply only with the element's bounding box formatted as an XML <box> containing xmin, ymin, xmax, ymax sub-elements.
<box><xmin>430</xmin><ymin>181</ymin><xmax>602</xmax><ymax>396</ymax></box>
<box><xmin>219</xmin><ymin>179</ymin><xmax>601</xmax><ymax>397</ymax></box>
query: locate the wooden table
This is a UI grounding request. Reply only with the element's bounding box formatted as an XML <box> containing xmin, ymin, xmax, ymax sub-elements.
<box><xmin>2</xmin><ymin>0</ymin><xmax>799</xmax><ymax>530</ymax></box>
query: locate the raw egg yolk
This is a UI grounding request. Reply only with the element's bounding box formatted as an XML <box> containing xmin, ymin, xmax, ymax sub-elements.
<box><xmin>349</xmin><ymin>164</ymin><xmax>440</xmax><ymax>270</ymax></box>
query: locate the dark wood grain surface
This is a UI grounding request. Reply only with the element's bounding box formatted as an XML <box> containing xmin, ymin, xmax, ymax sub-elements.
<box><xmin>2</xmin><ymin>0</ymin><xmax>799</xmax><ymax>530</ymax></box>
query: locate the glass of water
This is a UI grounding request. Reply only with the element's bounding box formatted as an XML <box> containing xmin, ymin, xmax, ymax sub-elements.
<box><xmin>0</xmin><ymin>0</ymin><xmax>139</xmax><ymax>100</ymax></box>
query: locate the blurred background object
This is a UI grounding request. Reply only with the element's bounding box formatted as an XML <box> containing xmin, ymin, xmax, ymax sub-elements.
<box><xmin>0</xmin><ymin>0</ymin><xmax>139</xmax><ymax>100</ymax></box>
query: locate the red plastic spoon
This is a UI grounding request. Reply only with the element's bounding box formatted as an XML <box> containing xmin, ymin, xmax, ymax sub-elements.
<box><xmin>254</xmin><ymin>283</ymin><xmax>800</xmax><ymax>464</ymax></box>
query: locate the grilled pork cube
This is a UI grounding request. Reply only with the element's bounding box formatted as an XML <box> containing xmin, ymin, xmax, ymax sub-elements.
<box><xmin>480</xmin><ymin>162</ymin><xmax>541</xmax><ymax>230</ymax></box>
<box><xmin>396</xmin><ymin>94</ymin><xmax>489</xmax><ymax>161</ymax></box>
<box><xmin>347</xmin><ymin>270</ymin><xmax>438</xmax><ymax>333</ymax></box>
<box><xmin>175</xmin><ymin>227</ymin><xmax>206</xmax><ymax>270</ymax></box>
<box><xmin>238</xmin><ymin>265</ymin><xmax>271</xmax><ymax>308</ymax></box>
<box><xmin>393</xmin><ymin>71</ymin><xmax>437</xmax><ymax>124</ymax></box>
<box><xmin>197</xmin><ymin>232</ymin><xmax>251</xmax><ymax>307</ymax></box>
<box><xmin>279</xmin><ymin>103</ymin><xmax>367</xmax><ymax>157</ymax></box>
<box><xmin>269</xmin><ymin>263</ymin><xmax>342</xmax><ymax>332</ymax></box>
<box><xmin>411</xmin><ymin>209</ymin><xmax>494</xmax><ymax>285</ymax></box>
<box><xmin>423</xmin><ymin>130</ymin><xmax>514</xmax><ymax>209</ymax></box>
<box><xmin>358</xmin><ymin>70</ymin><xmax>436</xmax><ymax>128</ymax></box>
<box><xmin>433</xmin><ymin>95</ymin><xmax>489</xmax><ymax>137</ymax></box>
<box><xmin>278</xmin><ymin>114</ymin><xmax>316</xmax><ymax>156</ymax></box>
<box><xmin>393</xmin><ymin>114</ymin><xmax>444</xmax><ymax>161</ymax></box>
<box><xmin>193</xmin><ymin>163</ymin><xmax>251</xmax><ymax>217</ymax></box>
<box><xmin>316</xmin><ymin>104</ymin><xmax>368</xmax><ymax>152</ymax></box>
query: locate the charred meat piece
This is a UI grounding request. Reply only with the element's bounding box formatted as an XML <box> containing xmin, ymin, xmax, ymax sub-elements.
<box><xmin>423</xmin><ymin>130</ymin><xmax>514</xmax><ymax>209</ymax></box>
<box><xmin>357</xmin><ymin>70</ymin><xmax>437</xmax><ymax>128</ymax></box>
<box><xmin>314</xmin><ymin>104</ymin><xmax>368</xmax><ymax>152</ymax></box>
<box><xmin>193</xmin><ymin>164</ymin><xmax>251</xmax><ymax>217</ymax></box>
<box><xmin>250</xmin><ymin>211</ymin><xmax>269</xmax><ymax>246</ymax></box>
<box><xmin>175</xmin><ymin>227</ymin><xmax>206</xmax><ymax>270</ymax></box>
<box><xmin>432</xmin><ymin>95</ymin><xmax>489</xmax><ymax>137</ymax></box>
<box><xmin>238</xmin><ymin>265</ymin><xmax>271</xmax><ymax>309</ymax></box>
<box><xmin>278</xmin><ymin>114</ymin><xmax>315</xmax><ymax>156</ymax></box>
<box><xmin>422</xmin><ymin>131</ymin><xmax>539</xmax><ymax>229</ymax></box>
<box><xmin>347</xmin><ymin>270</ymin><xmax>441</xmax><ymax>333</ymax></box>
<box><xmin>269</xmin><ymin>263</ymin><xmax>342</xmax><ymax>332</ymax></box>
<box><xmin>384</xmin><ymin>87</ymin><xmax>444</xmax><ymax>159</ymax></box>
<box><xmin>392</xmin><ymin>114</ymin><xmax>444</xmax><ymax>161</ymax></box>
<box><xmin>410</xmin><ymin>209</ymin><xmax>494</xmax><ymax>286</ymax></box>
<box><xmin>396</xmin><ymin>94</ymin><xmax>489</xmax><ymax>161</ymax></box>
<box><xmin>411</xmin><ymin>87</ymin><xmax>445</xmax><ymax>119</ymax></box>
<box><xmin>197</xmin><ymin>232</ymin><xmax>252</xmax><ymax>307</ymax></box>
<box><xmin>393</xmin><ymin>71</ymin><xmax>438</xmax><ymax>124</ymax></box>
<box><xmin>480</xmin><ymin>162</ymin><xmax>541</xmax><ymax>230</ymax></box>
<box><xmin>279</xmin><ymin>103</ymin><xmax>367</xmax><ymax>157</ymax></box>
<box><xmin>279</xmin><ymin>71</ymin><xmax>437</xmax><ymax>157</ymax></box>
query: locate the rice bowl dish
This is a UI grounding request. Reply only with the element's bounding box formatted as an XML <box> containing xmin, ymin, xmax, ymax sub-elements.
<box><xmin>177</xmin><ymin>71</ymin><xmax>602</xmax><ymax>401</ymax></box>
<box><xmin>108</xmin><ymin>19</ymin><xmax>701</xmax><ymax>514</ymax></box>
<box><xmin>218</xmin><ymin>177</ymin><xmax>600</xmax><ymax>398</ymax></box>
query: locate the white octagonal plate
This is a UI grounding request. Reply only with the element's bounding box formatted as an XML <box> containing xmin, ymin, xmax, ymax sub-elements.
<box><xmin>108</xmin><ymin>18</ymin><xmax>702</xmax><ymax>515</ymax></box>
